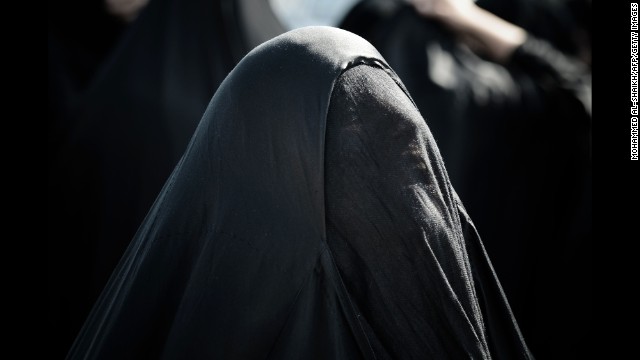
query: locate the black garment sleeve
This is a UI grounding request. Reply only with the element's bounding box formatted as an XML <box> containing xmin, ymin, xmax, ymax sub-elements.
<box><xmin>510</xmin><ymin>36</ymin><xmax>591</xmax><ymax>116</ymax></box>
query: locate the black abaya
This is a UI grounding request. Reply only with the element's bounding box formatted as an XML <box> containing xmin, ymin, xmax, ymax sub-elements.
<box><xmin>68</xmin><ymin>27</ymin><xmax>531</xmax><ymax>359</ymax></box>
<box><xmin>48</xmin><ymin>0</ymin><xmax>285</xmax><ymax>355</ymax></box>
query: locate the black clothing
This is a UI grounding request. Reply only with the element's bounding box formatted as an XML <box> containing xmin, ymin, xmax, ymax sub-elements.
<box><xmin>341</xmin><ymin>4</ymin><xmax>591</xmax><ymax>358</ymax></box>
<box><xmin>68</xmin><ymin>27</ymin><xmax>532</xmax><ymax>360</ymax></box>
<box><xmin>48</xmin><ymin>0</ymin><xmax>285</xmax><ymax>356</ymax></box>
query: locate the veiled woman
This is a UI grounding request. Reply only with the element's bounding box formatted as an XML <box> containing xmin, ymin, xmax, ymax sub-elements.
<box><xmin>69</xmin><ymin>27</ymin><xmax>532</xmax><ymax>359</ymax></box>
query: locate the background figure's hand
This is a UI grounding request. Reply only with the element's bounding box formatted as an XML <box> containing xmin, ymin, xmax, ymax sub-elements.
<box><xmin>410</xmin><ymin>0</ymin><xmax>474</xmax><ymax>24</ymax></box>
<box><xmin>409</xmin><ymin>0</ymin><xmax>526</xmax><ymax>63</ymax></box>
<box><xmin>105</xmin><ymin>0</ymin><xmax>150</xmax><ymax>22</ymax></box>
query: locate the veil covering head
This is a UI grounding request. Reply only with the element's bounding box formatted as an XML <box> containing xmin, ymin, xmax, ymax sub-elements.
<box><xmin>68</xmin><ymin>27</ymin><xmax>532</xmax><ymax>359</ymax></box>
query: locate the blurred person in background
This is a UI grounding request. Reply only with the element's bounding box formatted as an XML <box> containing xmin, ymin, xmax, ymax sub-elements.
<box><xmin>49</xmin><ymin>0</ymin><xmax>284</xmax><ymax>357</ymax></box>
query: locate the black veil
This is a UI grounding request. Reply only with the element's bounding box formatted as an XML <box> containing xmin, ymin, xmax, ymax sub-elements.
<box><xmin>49</xmin><ymin>0</ymin><xmax>285</xmax><ymax>353</ymax></box>
<box><xmin>68</xmin><ymin>27</ymin><xmax>532</xmax><ymax>359</ymax></box>
<box><xmin>340</xmin><ymin>3</ymin><xmax>591</xmax><ymax>357</ymax></box>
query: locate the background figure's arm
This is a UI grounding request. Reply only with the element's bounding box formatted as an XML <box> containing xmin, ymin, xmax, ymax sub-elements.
<box><xmin>410</xmin><ymin>0</ymin><xmax>591</xmax><ymax>116</ymax></box>
<box><xmin>410</xmin><ymin>0</ymin><xmax>526</xmax><ymax>62</ymax></box>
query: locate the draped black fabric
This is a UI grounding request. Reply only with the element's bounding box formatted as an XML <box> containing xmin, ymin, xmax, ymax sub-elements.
<box><xmin>341</xmin><ymin>3</ymin><xmax>591</xmax><ymax>358</ymax></box>
<box><xmin>48</xmin><ymin>0</ymin><xmax>285</xmax><ymax>356</ymax></box>
<box><xmin>68</xmin><ymin>27</ymin><xmax>531</xmax><ymax>359</ymax></box>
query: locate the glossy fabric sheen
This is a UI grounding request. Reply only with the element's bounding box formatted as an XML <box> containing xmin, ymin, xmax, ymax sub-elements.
<box><xmin>69</xmin><ymin>27</ymin><xmax>531</xmax><ymax>359</ymax></box>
